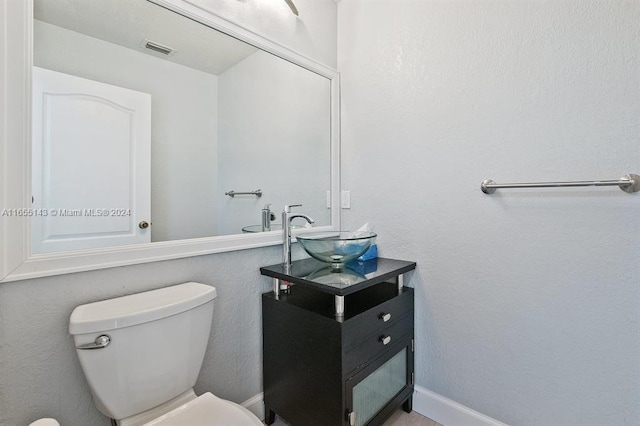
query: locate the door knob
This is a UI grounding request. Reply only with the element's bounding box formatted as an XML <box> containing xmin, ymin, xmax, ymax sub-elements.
<box><xmin>139</xmin><ymin>221</ymin><xmax>150</xmax><ymax>229</ymax></box>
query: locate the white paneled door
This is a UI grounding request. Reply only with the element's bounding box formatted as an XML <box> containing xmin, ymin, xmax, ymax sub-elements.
<box><xmin>32</xmin><ymin>67</ymin><xmax>151</xmax><ymax>253</ymax></box>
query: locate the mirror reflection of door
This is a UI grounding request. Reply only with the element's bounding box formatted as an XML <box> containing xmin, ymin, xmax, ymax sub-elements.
<box><xmin>32</xmin><ymin>66</ymin><xmax>151</xmax><ymax>253</ymax></box>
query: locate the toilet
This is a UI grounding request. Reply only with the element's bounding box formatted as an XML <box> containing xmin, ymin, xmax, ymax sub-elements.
<box><xmin>69</xmin><ymin>282</ymin><xmax>263</xmax><ymax>426</ymax></box>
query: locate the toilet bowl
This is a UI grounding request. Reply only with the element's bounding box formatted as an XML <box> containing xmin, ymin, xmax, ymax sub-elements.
<box><xmin>69</xmin><ymin>282</ymin><xmax>262</xmax><ymax>426</ymax></box>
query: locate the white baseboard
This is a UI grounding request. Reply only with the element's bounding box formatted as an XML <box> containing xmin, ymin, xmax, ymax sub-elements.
<box><xmin>241</xmin><ymin>392</ymin><xmax>265</xmax><ymax>420</ymax></box>
<box><xmin>413</xmin><ymin>385</ymin><xmax>508</xmax><ymax>426</ymax></box>
<box><xmin>241</xmin><ymin>387</ymin><xmax>507</xmax><ymax>426</ymax></box>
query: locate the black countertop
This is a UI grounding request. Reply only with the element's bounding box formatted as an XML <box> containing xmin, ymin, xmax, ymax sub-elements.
<box><xmin>260</xmin><ymin>257</ymin><xmax>416</xmax><ymax>296</ymax></box>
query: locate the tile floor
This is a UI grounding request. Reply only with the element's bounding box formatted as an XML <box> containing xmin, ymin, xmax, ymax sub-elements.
<box><xmin>266</xmin><ymin>408</ymin><xmax>442</xmax><ymax>426</ymax></box>
<box><xmin>384</xmin><ymin>409</ymin><xmax>442</xmax><ymax>426</ymax></box>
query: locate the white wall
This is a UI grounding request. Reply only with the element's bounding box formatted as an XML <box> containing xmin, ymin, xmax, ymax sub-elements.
<box><xmin>34</xmin><ymin>20</ymin><xmax>219</xmax><ymax>242</ymax></box>
<box><xmin>338</xmin><ymin>1</ymin><xmax>639</xmax><ymax>424</ymax></box>
<box><xmin>0</xmin><ymin>2</ymin><xmax>337</xmax><ymax>425</ymax></box>
<box><xmin>217</xmin><ymin>50</ymin><xmax>331</xmax><ymax>235</ymax></box>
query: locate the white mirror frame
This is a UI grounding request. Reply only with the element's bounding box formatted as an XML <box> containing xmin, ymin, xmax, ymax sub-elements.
<box><xmin>0</xmin><ymin>0</ymin><xmax>340</xmax><ymax>282</ymax></box>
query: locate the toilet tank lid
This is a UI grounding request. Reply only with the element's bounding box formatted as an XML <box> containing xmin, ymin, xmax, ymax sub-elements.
<box><xmin>69</xmin><ymin>282</ymin><xmax>217</xmax><ymax>335</ymax></box>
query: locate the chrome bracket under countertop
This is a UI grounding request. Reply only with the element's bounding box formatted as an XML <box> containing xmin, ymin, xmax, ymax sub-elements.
<box><xmin>335</xmin><ymin>295</ymin><xmax>344</xmax><ymax>317</ymax></box>
<box><xmin>273</xmin><ymin>278</ymin><xmax>279</xmax><ymax>298</ymax></box>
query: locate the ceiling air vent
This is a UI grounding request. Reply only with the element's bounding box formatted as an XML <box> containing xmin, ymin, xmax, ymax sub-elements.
<box><xmin>141</xmin><ymin>39</ymin><xmax>176</xmax><ymax>56</ymax></box>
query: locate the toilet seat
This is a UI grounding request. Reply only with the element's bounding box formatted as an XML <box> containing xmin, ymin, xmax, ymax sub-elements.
<box><xmin>143</xmin><ymin>392</ymin><xmax>263</xmax><ymax>426</ymax></box>
<box><xmin>28</xmin><ymin>419</ymin><xmax>60</xmax><ymax>426</ymax></box>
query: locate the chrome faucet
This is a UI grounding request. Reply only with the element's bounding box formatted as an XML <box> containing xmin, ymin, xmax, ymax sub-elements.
<box><xmin>262</xmin><ymin>204</ymin><xmax>275</xmax><ymax>231</ymax></box>
<box><xmin>282</xmin><ymin>204</ymin><xmax>314</xmax><ymax>270</ymax></box>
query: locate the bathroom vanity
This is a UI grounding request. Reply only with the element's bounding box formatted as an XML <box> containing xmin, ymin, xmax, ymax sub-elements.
<box><xmin>261</xmin><ymin>258</ymin><xmax>416</xmax><ymax>426</ymax></box>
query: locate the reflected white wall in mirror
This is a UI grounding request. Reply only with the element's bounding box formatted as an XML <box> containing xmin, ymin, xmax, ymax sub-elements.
<box><xmin>217</xmin><ymin>50</ymin><xmax>330</xmax><ymax>236</ymax></box>
<box><xmin>32</xmin><ymin>0</ymin><xmax>331</xmax><ymax>250</ymax></box>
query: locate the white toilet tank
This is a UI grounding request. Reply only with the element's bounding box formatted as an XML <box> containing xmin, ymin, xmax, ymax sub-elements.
<box><xmin>69</xmin><ymin>282</ymin><xmax>217</xmax><ymax>421</ymax></box>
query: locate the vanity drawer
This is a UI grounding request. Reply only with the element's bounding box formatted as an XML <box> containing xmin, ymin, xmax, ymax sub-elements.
<box><xmin>344</xmin><ymin>313</ymin><xmax>413</xmax><ymax>374</ymax></box>
<box><xmin>343</xmin><ymin>287</ymin><xmax>413</xmax><ymax>344</ymax></box>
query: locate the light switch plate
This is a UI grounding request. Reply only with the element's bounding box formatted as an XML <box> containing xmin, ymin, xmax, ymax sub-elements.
<box><xmin>341</xmin><ymin>190</ymin><xmax>351</xmax><ymax>209</ymax></box>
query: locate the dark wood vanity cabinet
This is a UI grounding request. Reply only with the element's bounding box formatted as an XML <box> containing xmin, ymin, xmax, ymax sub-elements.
<box><xmin>261</xmin><ymin>258</ymin><xmax>415</xmax><ymax>426</ymax></box>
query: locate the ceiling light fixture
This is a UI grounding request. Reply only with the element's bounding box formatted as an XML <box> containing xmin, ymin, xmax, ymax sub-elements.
<box><xmin>284</xmin><ymin>0</ymin><xmax>299</xmax><ymax>16</ymax></box>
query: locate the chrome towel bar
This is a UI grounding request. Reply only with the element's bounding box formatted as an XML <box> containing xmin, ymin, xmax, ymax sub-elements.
<box><xmin>481</xmin><ymin>174</ymin><xmax>639</xmax><ymax>194</ymax></box>
<box><xmin>225</xmin><ymin>189</ymin><xmax>262</xmax><ymax>198</ymax></box>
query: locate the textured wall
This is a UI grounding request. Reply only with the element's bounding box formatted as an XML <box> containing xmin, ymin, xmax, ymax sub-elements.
<box><xmin>0</xmin><ymin>1</ymin><xmax>337</xmax><ymax>425</ymax></box>
<box><xmin>338</xmin><ymin>0</ymin><xmax>639</xmax><ymax>424</ymax></box>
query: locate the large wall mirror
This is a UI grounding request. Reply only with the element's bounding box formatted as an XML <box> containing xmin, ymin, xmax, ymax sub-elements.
<box><xmin>0</xmin><ymin>0</ymin><xmax>340</xmax><ymax>282</ymax></box>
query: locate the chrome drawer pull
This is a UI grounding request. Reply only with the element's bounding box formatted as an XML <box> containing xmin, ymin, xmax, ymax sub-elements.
<box><xmin>379</xmin><ymin>312</ymin><xmax>391</xmax><ymax>322</ymax></box>
<box><xmin>380</xmin><ymin>335</ymin><xmax>392</xmax><ymax>346</ymax></box>
<box><xmin>76</xmin><ymin>334</ymin><xmax>111</xmax><ymax>350</ymax></box>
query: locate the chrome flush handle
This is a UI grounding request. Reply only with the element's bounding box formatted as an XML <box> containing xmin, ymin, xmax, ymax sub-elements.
<box><xmin>76</xmin><ymin>334</ymin><xmax>111</xmax><ymax>350</ymax></box>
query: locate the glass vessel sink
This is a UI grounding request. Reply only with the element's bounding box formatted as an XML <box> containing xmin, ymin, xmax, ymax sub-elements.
<box><xmin>296</xmin><ymin>231</ymin><xmax>377</xmax><ymax>272</ymax></box>
<box><xmin>242</xmin><ymin>224</ymin><xmax>307</xmax><ymax>233</ymax></box>
<box><xmin>304</xmin><ymin>266</ymin><xmax>367</xmax><ymax>288</ymax></box>
<box><xmin>242</xmin><ymin>224</ymin><xmax>284</xmax><ymax>233</ymax></box>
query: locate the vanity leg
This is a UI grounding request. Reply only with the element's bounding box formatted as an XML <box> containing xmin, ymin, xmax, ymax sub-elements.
<box><xmin>273</xmin><ymin>278</ymin><xmax>280</xmax><ymax>298</ymax></box>
<box><xmin>397</xmin><ymin>274</ymin><xmax>404</xmax><ymax>294</ymax></box>
<box><xmin>264</xmin><ymin>406</ymin><xmax>276</xmax><ymax>425</ymax></box>
<box><xmin>402</xmin><ymin>396</ymin><xmax>413</xmax><ymax>413</ymax></box>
